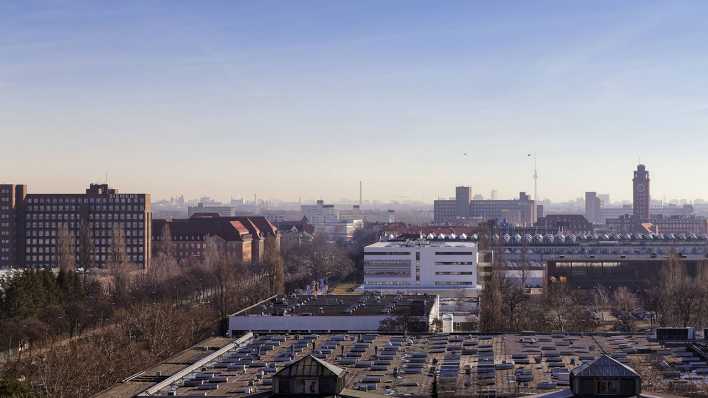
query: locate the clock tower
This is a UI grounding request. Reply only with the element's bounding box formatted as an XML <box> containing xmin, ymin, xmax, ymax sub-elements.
<box><xmin>633</xmin><ymin>164</ymin><xmax>650</xmax><ymax>222</ymax></box>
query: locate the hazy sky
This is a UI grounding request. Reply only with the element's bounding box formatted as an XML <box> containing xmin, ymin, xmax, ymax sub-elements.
<box><xmin>2</xmin><ymin>1</ymin><xmax>708</xmax><ymax>203</ymax></box>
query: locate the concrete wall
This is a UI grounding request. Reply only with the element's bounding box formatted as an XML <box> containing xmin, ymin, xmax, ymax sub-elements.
<box><xmin>229</xmin><ymin>315</ymin><xmax>391</xmax><ymax>332</ymax></box>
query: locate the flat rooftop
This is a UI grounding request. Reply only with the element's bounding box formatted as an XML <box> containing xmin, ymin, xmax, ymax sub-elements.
<box><xmin>105</xmin><ymin>332</ymin><xmax>708</xmax><ymax>397</ymax></box>
<box><xmin>94</xmin><ymin>336</ymin><xmax>235</xmax><ymax>398</ymax></box>
<box><xmin>233</xmin><ymin>294</ymin><xmax>437</xmax><ymax>317</ymax></box>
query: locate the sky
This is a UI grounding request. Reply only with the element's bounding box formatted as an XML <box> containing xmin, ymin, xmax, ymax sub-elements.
<box><xmin>2</xmin><ymin>1</ymin><xmax>708</xmax><ymax>203</ymax></box>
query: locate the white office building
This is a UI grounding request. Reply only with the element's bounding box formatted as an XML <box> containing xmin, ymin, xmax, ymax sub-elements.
<box><xmin>301</xmin><ymin>200</ymin><xmax>362</xmax><ymax>241</ymax></box>
<box><xmin>360</xmin><ymin>239</ymin><xmax>480</xmax><ymax>297</ymax></box>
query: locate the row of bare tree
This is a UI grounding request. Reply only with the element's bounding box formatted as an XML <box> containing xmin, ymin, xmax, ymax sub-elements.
<box><xmin>1</xmin><ymin>223</ymin><xmax>283</xmax><ymax>396</ymax></box>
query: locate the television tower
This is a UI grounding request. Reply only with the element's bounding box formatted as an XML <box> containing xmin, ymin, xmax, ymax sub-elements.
<box><xmin>529</xmin><ymin>153</ymin><xmax>538</xmax><ymax>201</ymax></box>
<box><xmin>359</xmin><ymin>180</ymin><xmax>363</xmax><ymax>207</ymax></box>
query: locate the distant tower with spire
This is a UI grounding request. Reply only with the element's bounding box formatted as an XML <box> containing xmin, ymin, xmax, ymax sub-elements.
<box><xmin>633</xmin><ymin>164</ymin><xmax>650</xmax><ymax>222</ymax></box>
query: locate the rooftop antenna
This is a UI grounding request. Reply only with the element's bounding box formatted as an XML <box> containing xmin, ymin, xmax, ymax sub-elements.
<box><xmin>359</xmin><ymin>180</ymin><xmax>363</xmax><ymax>207</ymax></box>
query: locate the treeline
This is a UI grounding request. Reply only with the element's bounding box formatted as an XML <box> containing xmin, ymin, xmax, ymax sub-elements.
<box><xmin>0</xmin><ymin>269</ymin><xmax>110</xmax><ymax>355</ymax></box>
<box><xmin>280</xmin><ymin>226</ymin><xmax>380</xmax><ymax>292</ymax></box>
<box><xmin>0</xmin><ymin>233</ymin><xmax>280</xmax><ymax>397</ymax></box>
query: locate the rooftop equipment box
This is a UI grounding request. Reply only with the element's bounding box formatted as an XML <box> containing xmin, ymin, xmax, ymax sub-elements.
<box><xmin>656</xmin><ymin>327</ymin><xmax>695</xmax><ymax>342</ymax></box>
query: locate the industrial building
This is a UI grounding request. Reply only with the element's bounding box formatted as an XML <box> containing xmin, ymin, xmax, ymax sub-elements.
<box><xmin>228</xmin><ymin>294</ymin><xmax>440</xmax><ymax>334</ymax></box>
<box><xmin>494</xmin><ymin>231</ymin><xmax>708</xmax><ymax>289</ymax></box>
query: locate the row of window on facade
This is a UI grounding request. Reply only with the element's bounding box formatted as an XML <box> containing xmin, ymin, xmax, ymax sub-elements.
<box><xmin>26</xmin><ymin>222</ymin><xmax>144</xmax><ymax>233</ymax></box>
<box><xmin>27</xmin><ymin>245</ymin><xmax>144</xmax><ymax>254</ymax></box>
<box><xmin>27</xmin><ymin>254</ymin><xmax>145</xmax><ymax>263</ymax></box>
<box><xmin>25</xmin><ymin>196</ymin><xmax>144</xmax><ymax>204</ymax></box>
<box><xmin>25</xmin><ymin>237</ymin><xmax>144</xmax><ymax>247</ymax></box>
<box><xmin>26</xmin><ymin>211</ymin><xmax>144</xmax><ymax>220</ymax></box>
<box><xmin>26</xmin><ymin>205</ymin><xmax>146</xmax><ymax>213</ymax></box>
<box><xmin>25</xmin><ymin>230</ymin><xmax>145</xmax><ymax>241</ymax></box>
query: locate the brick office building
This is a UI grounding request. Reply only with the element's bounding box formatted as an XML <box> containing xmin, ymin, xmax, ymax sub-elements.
<box><xmin>152</xmin><ymin>215</ymin><xmax>253</xmax><ymax>264</ymax></box>
<box><xmin>0</xmin><ymin>183</ymin><xmax>151</xmax><ymax>268</ymax></box>
<box><xmin>152</xmin><ymin>214</ymin><xmax>279</xmax><ymax>266</ymax></box>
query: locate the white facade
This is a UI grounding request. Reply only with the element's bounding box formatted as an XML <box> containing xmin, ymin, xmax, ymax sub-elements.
<box><xmin>301</xmin><ymin>201</ymin><xmax>362</xmax><ymax>241</ymax></box>
<box><xmin>361</xmin><ymin>240</ymin><xmax>479</xmax><ymax>297</ymax></box>
<box><xmin>302</xmin><ymin>200</ymin><xmax>339</xmax><ymax>224</ymax></box>
<box><xmin>187</xmin><ymin>203</ymin><xmax>237</xmax><ymax>217</ymax></box>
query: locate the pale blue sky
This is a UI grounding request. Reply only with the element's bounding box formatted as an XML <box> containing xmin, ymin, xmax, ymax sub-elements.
<box><xmin>2</xmin><ymin>1</ymin><xmax>708</xmax><ymax>202</ymax></box>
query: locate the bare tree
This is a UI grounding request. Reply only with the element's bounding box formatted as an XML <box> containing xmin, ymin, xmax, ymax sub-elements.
<box><xmin>157</xmin><ymin>223</ymin><xmax>176</xmax><ymax>259</ymax></box>
<box><xmin>502</xmin><ymin>278</ymin><xmax>528</xmax><ymax>331</ymax></box>
<box><xmin>543</xmin><ymin>283</ymin><xmax>597</xmax><ymax>333</ymax></box>
<box><xmin>106</xmin><ymin>224</ymin><xmax>131</xmax><ymax>306</ymax></box>
<box><xmin>592</xmin><ymin>285</ymin><xmax>610</xmax><ymax>322</ymax></box>
<box><xmin>613</xmin><ymin>286</ymin><xmax>639</xmax><ymax>331</ymax></box>
<box><xmin>479</xmin><ymin>221</ymin><xmax>504</xmax><ymax>332</ymax></box>
<box><xmin>78</xmin><ymin>220</ymin><xmax>95</xmax><ymax>272</ymax></box>
<box><xmin>263</xmin><ymin>236</ymin><xmax>285</xmax><ymax>295</ymax></box>
<box><xmin>658</xmin><ymin>252</ymin><xmax>706</xmax><ymax>327</ymax></box>
<box><xmin>55</xmin><ymin>223</ymin><xmax>76</xmax><ymax>273</ymax></box>
<box><xmin>479</xmin><ymin>268</ymin><xmax>505</xmax><ymax>332</ymax></box>
<box><xmin>203</xmin><ymin>236</ymin><xmax>236</xmax><ymax>322</ymax></box>
<box><xmin>520</xmin><ymin>233</ymin><xmax>529</xmax><ymax>289</ymax></box>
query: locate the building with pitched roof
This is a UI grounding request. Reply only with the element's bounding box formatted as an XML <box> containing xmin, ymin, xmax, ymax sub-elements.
<box><xmin>570</xmin><ymin>355</ymin><xmax>641</xmax><ymax>397</ymax></box>
<box><xmin>272</xmin><ymin>355</ymin><xmax>346</xmax><ymax>396</ymax></box>
<box><xmin>153</xmin><ymin>214</ymin><xmax>279</xmax><ymax>266</ymax></box>
<box><xmin>153</xmin><ymin>215</ymin><xmax>253</xmax><ymax>264</ymax></box>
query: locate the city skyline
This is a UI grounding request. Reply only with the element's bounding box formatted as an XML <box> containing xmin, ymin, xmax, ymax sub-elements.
<box><xmin>4</xmin><ymin>2</ymin><xmax>708</xmax><ymax>201</ymax></box>
<box><xmin>11</xmin><ymin>161</ymin><xmax>708</xmax><ymax>206</ymax></box>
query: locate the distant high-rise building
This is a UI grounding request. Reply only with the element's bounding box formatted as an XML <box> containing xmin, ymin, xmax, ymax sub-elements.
<box><xmin>301</xmin><ymin>200</ymin><xmax>362</xmax><ymax>241</ymax></box>
<box><xmin>0</xmin><ymin>184</ymin><xmax>26</xmax><ymax>267</ymax></box>
<box><xmin>598</xmin><ymin>194</ymin><xmax>610</xmax><ymax>207</ymax></box>
<box><xmin>455</xmin><ymin>186</ymin><xmax>471</xmax><ymax>218</ymax></box>
<box><xmin>585</xmin><ymin>192</ymin><xmax>601</xmax><ymax>224</ymax></box>
<box><xmin>468</xmin><ymin>192</ymin><xmax>537</xmax><ymax>226</ymax></box>
<box><xmin>433</xmin><ymin>199</ymin><xmax>457</xmax><ymax>224</ymax></box>
<box><xmin>433</xmin><ymin>188</ymin><xmax>537</xmax><ymax>225</ymax></box>
<box><xmin>536</xmin><ymin>204</ymin><xmax>544</xmax><ymax>219</ymax></box>
<box><xmin>490</xmin><ymin>190</ymin><xmax>498</xmax><ymax>200</ymax></box>
<box><xmin>633</xmin><ymin>164</ymin><xmax>650</xmax><ymax>222</ymax></box>
<box><xmin>188</xmin><ymin>202</ymin><xmax>238</xmax><ymax>217</ymax></box>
